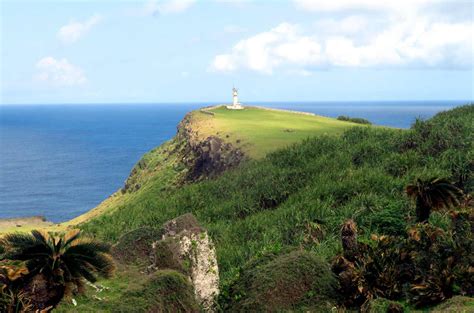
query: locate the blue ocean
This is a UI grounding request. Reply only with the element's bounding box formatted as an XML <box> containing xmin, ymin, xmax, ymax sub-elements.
<box><xmin>0</xmin><ymin>101</ymin><xmax>469</xmax><ymax>222</ymax></box>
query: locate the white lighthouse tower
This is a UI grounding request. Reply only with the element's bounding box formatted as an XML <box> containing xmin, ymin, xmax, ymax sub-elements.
<box><xmin>227</xmin><ymin>87</ymin><xmax>244</xmax><ymax>110</ymax></box>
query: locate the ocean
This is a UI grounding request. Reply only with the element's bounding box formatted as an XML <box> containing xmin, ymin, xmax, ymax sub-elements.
<box><xmin>0</xmin><ymin>101</ymin><xmax>469</xmax><ymax>222</ymax></box>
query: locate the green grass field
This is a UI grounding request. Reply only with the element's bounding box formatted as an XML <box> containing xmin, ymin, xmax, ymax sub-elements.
<box><xmin>192</xmin><ymin>106</ymin><xmax>367</xmax><ymax>158</ymax></box>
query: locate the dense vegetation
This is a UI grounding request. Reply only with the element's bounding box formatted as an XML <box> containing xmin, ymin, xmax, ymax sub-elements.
<box><xmin>337</xmin><ymin>115</ymin><xmax>372</xmax><ymax>125</ymax></box>
<box><xmin>76</xmin><ymin>104</ymin><xmax>473</xmax><ymax>310</ymax></box>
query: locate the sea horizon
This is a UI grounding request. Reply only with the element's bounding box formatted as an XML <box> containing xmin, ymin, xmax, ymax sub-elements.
<box><xmin>1</xmin><ymin>99</ymin><xmax>472</xmax><ymax>106</ymax></box>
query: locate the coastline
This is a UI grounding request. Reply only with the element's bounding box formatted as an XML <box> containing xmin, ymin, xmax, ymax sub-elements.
<box><xmin>0</xmin><ymin>216</ymin><xmax>54</xmax><ymax>233</ymax></box>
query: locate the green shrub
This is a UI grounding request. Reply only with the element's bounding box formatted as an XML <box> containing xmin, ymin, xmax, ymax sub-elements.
<box><xmin>337</xmin><ymin>115</ymin><xmax>372</xmax><ymax>125</ymax></box>
<box><xmin>367</xmin><ymin>205</ymin><xmax>407</xmax><ymax>236</ymax></box>
<box><xmin>221</xmin><ymin>250</ymin><xmax>337</xmax><ymax>311</ymax></box>
<box><xmin>116</xmin><ymin>270</ymin><xmax>199</xmax><ymax>313</ymax></box>
<box><xmin>112</xmin><ymin>227</ymin><xmax>162</xmax><ymax>266</ymax></box>
<box><xmin>428</xmin><ymin>295</ymin><xmax>474</xmax><ymax>312</ymax></box>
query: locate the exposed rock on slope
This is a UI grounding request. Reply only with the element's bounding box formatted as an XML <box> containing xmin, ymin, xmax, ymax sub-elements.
<box><xmin>156</xmin><ymin>214</ymin><xmax>219</xmax><ymax>311</ymax></box>
<box><xmin>120</xmin><ymin>111</ymin><xmax>246</xmax><ymax>194</ymax></box>
<box><xmin>177</xmin><ymin>112</ymin><xmax>246</xmax><ymax>182</ymax></box>
<box><xmin>113</xmin><ymin>213</ymin><xmax>220</xmax><ymax>312</ymax></box>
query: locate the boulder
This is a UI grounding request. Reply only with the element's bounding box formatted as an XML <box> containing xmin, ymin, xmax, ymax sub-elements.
<box><xmin>112</xmin><ymin>214</ymin><xmax>220</xmax><ymax>311</ymax></box>
<box><xmin>152</xmin><ymin>214</ymin><xmax>219</xmax><ymax>312</ymax></box>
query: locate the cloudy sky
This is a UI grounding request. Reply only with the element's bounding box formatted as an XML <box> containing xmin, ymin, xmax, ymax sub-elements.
<box><xmin>1</xmin><ymin>0</ymin><xmax>473</xmax><ymax>104</ymax></box>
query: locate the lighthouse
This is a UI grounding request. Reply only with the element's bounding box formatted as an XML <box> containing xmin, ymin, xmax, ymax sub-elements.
<box><xmin>227</xmin><ymin>87</ymin><xmax>244</xmax><ymax>110</ymax></box>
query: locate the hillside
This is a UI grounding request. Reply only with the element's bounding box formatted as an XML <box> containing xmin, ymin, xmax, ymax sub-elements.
<box><xmin>61</xmin><ymin>105</ymin><xmax>366</xmax><ymax>228</ymax></box>
<box><xmin>54</xmin><ymin>104</ymin><xmax>473</xmax><ymax>311</ymax></box>
<box><xmin>3</xmin><ymin>104</ymin><xmax>473</xmax><ymax>312</ymax></box>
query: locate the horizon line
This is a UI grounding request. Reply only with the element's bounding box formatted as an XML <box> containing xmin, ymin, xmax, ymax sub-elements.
<box><xmin>1</xmin><ymin>99</ymin><xmax>472</xmax><ymax>106</ymax></box>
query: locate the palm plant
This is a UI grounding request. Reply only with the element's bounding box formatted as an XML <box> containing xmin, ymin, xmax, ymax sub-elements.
<box><xmin>406</xmin><ymin>177</ymin><xmax>463</xmax><ymax>223</ymax></box>
<box><xmin>1</xmin><ymin>230</ymin><xmax>114</xmax><ymax>310</ymax></box>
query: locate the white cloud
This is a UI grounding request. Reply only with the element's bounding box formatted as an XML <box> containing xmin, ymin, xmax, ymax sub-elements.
<box><xmin>212</xmin><ymin>1</ymin><xmax>473</xmax><ymax>74</ymax></box>
<box><xmin>293</xmin><ymin>0</ymin><xmax>472</xmax><ymax>22</ymax></box>
<box><xmin>143</xmin><ymin>0</ymin><xmax>196</xmax><ymax>15</ymax></box>
<box><xmin>213</xmin><ymin>23</ymin><xmax>323</xmax><ymax>74</ymax></box>
<box><xmin>35</xmin><ymin>57</ymin><xmax>87</xmax><ymax>86</ymax></box>
<box><xmin>293</xmin><ymin>0</ymin><xmax>430</xmax><ymax>13</ymax></box>
<box><xmin>57</xmin><ymin>14</ymin><xmax>101</xmax><ymax>44</ymax></box>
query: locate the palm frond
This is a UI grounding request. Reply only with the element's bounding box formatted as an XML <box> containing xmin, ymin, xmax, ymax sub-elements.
<box><xmin>66</xmin><ymin>241</ymin><xmax>111</xmax><ymax>254</ymax></box>
<box><xmin>406</xmin><ymin>177</ymin><xmax>464</xmax><ymax>222</ymax></box>
<box><xmin>63</xmin><ymin>230</ymin><xmax>81</xmax><ymax>249</ymax></box>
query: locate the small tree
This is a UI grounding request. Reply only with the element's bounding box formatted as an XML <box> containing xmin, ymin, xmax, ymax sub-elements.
<box><xmin>1</xmin><ymin>230</ymin><xmax>115</xmax><ymax>311</ymax></box>
<box><xmin>406</xmin><ymin>177</ymin><xmax>463</xmax><ymax>223</ymax></box>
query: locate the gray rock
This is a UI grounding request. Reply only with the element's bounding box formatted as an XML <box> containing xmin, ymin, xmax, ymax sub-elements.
<box><xmin>152</xmin><ymin>213</ymin><xmax>219</xmax><ymax>312</ymax></box>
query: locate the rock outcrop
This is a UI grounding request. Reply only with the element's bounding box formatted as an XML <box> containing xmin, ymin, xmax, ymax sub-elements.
<box><xmin>152</xmin><ymin>213</ymin><xmax>219</xmax><ymax>311</ymax></box>
<box><xmin>177</xmin><ymin>112</ymin><xmax>246</xmax><ymax>182</ymax></box>
<box><xmin>120</xmin><ymin>110</ymin><xmax>247</xmax><ymax>194</ymax></box>
<box><xmin>113</xmin><ymin>213</ymin><xmax>219</xmax><ymax>311</ymax></box>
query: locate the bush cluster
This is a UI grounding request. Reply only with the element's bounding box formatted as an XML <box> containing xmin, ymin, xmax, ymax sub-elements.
<box><xmin>332</xmin><ymin>212</ymin><xmax>473</xmax><ymax>309</ymax></box>
<box><xmin>337</xmin><ymin>115</ymin><xmax>372</xmax><ymax>125</ymax></box>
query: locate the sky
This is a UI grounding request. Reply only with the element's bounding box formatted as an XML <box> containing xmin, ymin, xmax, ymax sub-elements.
<box><xmin>1</xmin><ymin>0</ymin><xmax>473</xmax><ymax>104</ymax></box>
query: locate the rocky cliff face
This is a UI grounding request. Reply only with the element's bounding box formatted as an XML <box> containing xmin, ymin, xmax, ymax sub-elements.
<box><xmin>120</xmin><ymin>110</ymin><xmax>246</xmax><ymax>194</ymax></box>
<box><xmin>176</xmin><ymin>112</ymin><xmax>246</xmax><ymax>182</ymax></box>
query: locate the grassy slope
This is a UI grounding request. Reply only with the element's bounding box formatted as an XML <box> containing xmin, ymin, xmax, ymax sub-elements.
<box><xmin>80</xmin><ymin>105</ymin><xmax>473</xmax><ymax>282</ymax></box>
<box><xmin>53</xmin><ymin>104</ymin><xmax>473</xmax><ymax>311</ymax></box>
<box><xmin>75</xmin><ymin>106</ymin><xmax>362</xmax><ymax>222</ymax></box>
<box><xmin>8</xmin><ymin>104</ymin><xmax>473</xmax><ymax>311</ymax></box>
<box><xmin>51</xmin><ymin>106</ymin><xmax>370</xmax><ymax>310</ymax></box>
<box><xmin>64</xmin><ymin>139</ymin><xmax>183</xmax><ymax>227</ymax></box>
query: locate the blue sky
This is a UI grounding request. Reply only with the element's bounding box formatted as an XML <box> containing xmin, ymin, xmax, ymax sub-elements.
<box><xmin>1</xmin><ymin>0</ymin><xmax>473</xmax><ymax>104</ymax></box>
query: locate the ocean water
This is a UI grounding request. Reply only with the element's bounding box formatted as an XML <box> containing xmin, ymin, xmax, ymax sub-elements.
<box><xmin>0</xmin><ymin>101</ymin><xmax>469</xmax><ymax>222</ymax></box>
